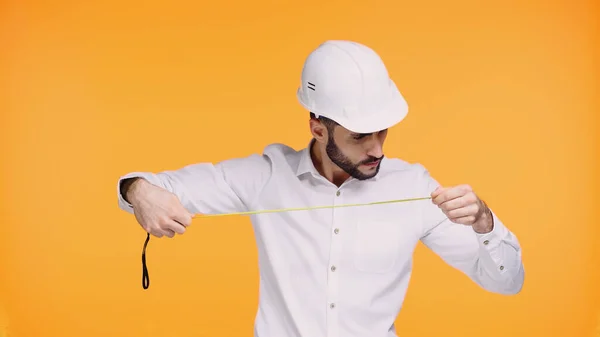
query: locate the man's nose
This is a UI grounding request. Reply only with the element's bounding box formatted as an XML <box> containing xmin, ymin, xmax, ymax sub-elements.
<box><xmin>367</xmin><ymin>140</ymin><xmax>383</xmax><ymax>158</ymax></box>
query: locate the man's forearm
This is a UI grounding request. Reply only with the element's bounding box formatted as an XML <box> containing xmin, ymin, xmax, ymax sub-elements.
<box><xmin>120</xmin><ymin>177</ymin><xmax>142</xmax><ymax>203</ymax></box>
<box><xmin>472</xmin><ymin>200</ymin><xmax>494</xmax><ymax>234</ymax></box>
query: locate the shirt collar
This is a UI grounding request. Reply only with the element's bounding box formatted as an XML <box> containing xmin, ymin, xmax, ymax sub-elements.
<box><xmin>296</xmin><ymin>139</ymin><xmax>318</xmax><ymax>177</ymax></box>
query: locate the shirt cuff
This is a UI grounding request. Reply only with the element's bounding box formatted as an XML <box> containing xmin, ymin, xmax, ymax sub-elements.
<box><xmin>474</xmin><ymin>210</ymin><xmax>509</xmax><ymax>274</ymax></box>
<box><xmin>116</xmin><ymin>172</ymin><xmax>159</xmax><ymax>214</ymax></box>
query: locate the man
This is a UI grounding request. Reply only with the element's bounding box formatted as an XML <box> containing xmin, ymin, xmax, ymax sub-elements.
<box><xmin>117</xmin><ymin>40</ymin><xmax>524</xmax><ymax>337</ymax></box>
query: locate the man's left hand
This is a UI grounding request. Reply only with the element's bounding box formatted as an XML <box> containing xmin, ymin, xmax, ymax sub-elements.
<box><xmin>431</xmin><ymin>184</ymin><xmax>494</xmax><ymax>234</ymax></box>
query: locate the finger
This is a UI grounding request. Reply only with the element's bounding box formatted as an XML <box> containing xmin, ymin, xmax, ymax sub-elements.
<box><xmin>438</xmin><ymin>192</ymin><xmax>477</xmax><ymax>211</ymax></box>
<box><xmin>449</xmin><ymin>214</ymin><xmax>477</xmax><ymax>225</ymax></box>
<box><xmin>164</xmin><ymin>220</ymin><xmax>186</xmax><ymax>235</ymax></box>
<box><xmin>163</xmin><ymin>229</ymin><xmax>176</xmax><ymax>238</ymax></box>
<box><xmin>150</xmin><ymin>228</ymin><xmax>164</xmax><ymax>238</ymax></box>
<box><xmin>430</xmin><ymin>186</ymin><xmax>447</xmax><ymax>199</ymax></box>
<box><xmin>438</xmin><ymin>195</ymin><xmax>465</xmax><ymax>211</ymax></box>
<box><xmin>432</xmin><ymin>187</ymin><xmax>463</xmax><ymax>205</ymax></box>
<box><xmin>446</xmin><ymin>203</ymin><xmax>478</xmax><ymax>219</ymax></box>
<box><xmin>149</xmin><ymin>225</ymin><xmax>173</xmax><ymax>238</ymax></box>
<box><xmin>437</xmin><ymin>184</ymin><xmax>473</xmax><ymax>204</ymax></box>
<box><xmin>172</xmin><ymin>209</ymin><xmax>193</xmax><ymax>227</ymax></box>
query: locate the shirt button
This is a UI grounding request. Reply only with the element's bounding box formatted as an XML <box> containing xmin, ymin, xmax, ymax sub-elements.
<box><xmin>483</xmin><ymin>240</ymin><xmax>489</xmax><ymax>245</ymax></box>
<box><xmin>331</xmin><ymin>266</ymin><xmax>336</xmax><ymax>272</ymax></box>
<box><xmin>330</xmin><ymin>303</ymin><xmax>335</xmax><ymax>309</ymax></box>
<box><xmin>336</xmin><ymin>190</ymin><xmax>341</xmax><ymax>196</ymax></box>
<box><xmin>499</xmin><ymin>265</ymin><xmax>504</xmax><ymax>270</ymax></box>
<box><xmin>334</xmin><ymin>228</ymin><xmax>339</xmax><ymax>234</ymax></box>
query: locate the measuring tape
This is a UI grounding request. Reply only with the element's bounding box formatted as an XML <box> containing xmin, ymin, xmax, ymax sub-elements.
<box><xmin>140</xmin><ymin>195</ymin><xmax>432</xmax><ymax>289</ymax></box>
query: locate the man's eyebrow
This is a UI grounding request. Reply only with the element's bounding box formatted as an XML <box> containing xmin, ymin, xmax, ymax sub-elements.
<box><xmin>351</xmin><ymin>133</ymin><xmax>369</xmax><ymax>138</ymax></box>
<box><xmin>351</xmin><ymin>132</ymin><xmax>373</xmax><ymax>137</ymax></box>
<box><xmin>350</xmin><ymin>129</ymin><xmax>387</xmax><ymax>138</ymax></box>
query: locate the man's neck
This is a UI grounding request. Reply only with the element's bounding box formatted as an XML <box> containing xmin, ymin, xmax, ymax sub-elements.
<box><xmin>309</xmin><ymin>140</ymin><xmax>350</xmax><ymax>187</ymax></box>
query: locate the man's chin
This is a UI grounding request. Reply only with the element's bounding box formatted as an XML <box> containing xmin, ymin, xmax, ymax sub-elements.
<box><xmin>362</xmin><ymin>160</ymin><xmax>383</xmax><ymax>175</ymax></box>
<box><xmin>353</xmin><ymin>167</ymin><xmax>379</xmax><ymax>180</ymax></box>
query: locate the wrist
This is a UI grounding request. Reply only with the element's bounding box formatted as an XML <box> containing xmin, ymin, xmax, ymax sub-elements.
<box><xmin>472</xmin><ymin>203</ymin><xmax>494</xmax><ymax>234</ymax></box>
<box><xmin>121</xmin><ymin>177</ymin><xmax>146</xmax><ymax>203</ymax></box>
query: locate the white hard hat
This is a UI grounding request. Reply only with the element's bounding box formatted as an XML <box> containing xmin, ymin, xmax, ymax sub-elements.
<box><xmin>296</xmin><ymin>40</ymin><xmax>408</xmax><ymax>134</ymax></box>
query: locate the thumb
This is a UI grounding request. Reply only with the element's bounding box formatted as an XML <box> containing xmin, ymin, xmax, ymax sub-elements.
<box><xmin>430</xmin><ymin>185</ymin><xmax>446</xmax><ymax>198</ymax></box>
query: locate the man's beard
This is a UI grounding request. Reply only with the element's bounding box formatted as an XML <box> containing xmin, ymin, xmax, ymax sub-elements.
<box><xmin>325</xmin><ymin>134</ymin><xmax>383</xmax><ymax>181</ymax></box>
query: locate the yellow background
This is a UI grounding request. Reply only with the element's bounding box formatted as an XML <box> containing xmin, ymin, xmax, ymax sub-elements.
<box><xmin>1</xmin><ymin>0</ymin><xmax>598</xmax><ymax>336</ymax></box>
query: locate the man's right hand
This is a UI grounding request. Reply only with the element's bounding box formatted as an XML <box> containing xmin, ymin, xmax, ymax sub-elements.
<box><xmin>124</xmin><ymin>178</ymin><xmax>194</xmax><ymax>238</ymax></box>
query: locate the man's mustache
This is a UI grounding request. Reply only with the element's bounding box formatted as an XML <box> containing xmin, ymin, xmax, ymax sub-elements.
<box><xmin>360</xmin><ymin>155</ymin><xmax>384</xmax><ymax>164</ymax></box>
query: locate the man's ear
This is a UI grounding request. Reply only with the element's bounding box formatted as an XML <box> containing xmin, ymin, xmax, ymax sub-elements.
<box><xmin>309</xmin><ymin>118</ymin><xmax>328</xmax><ymax>144</ymax></box>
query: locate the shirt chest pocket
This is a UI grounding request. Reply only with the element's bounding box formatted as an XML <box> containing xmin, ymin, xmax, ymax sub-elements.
<box><xmin>352</xmin><ymin>219</ymin><xmax>417</xmax><ymax>274</ymax></box>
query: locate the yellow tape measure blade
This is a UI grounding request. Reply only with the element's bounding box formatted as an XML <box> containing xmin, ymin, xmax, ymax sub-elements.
<box><xmin>192</xmin><ymin>196</ymin><xmax>432</xmax><ymax>219</ymax></box>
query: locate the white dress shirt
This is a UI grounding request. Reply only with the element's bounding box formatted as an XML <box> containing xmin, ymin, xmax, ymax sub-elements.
<box><xmin>117</xmin><ymin>140</ymin><xmax>524</xmax><ymax>337</ymax></box>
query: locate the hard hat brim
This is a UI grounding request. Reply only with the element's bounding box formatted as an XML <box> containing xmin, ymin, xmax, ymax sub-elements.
<box><xmin>297</xmin><ymin>80</ymin><xmax>408</xmax><ymax>134</ymax></box>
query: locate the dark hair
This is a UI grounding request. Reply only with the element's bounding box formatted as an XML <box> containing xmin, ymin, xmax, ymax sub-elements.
<box><xmin>310</xmin><ymin>112</ymin><xmax>338</xmax><ymax>133</ymax></box>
